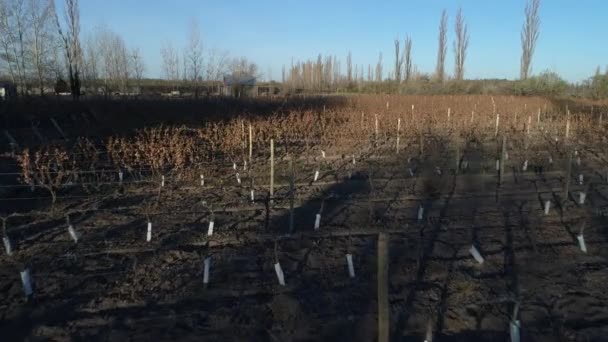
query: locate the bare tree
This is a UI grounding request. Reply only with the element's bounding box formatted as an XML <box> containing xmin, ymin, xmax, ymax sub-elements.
<box><xmin>230</xmin><ymin>56</ymin><xmax>258</xmax><ymax>78</ymax></box>
<box><xmin>346</xmin><ymin>51</ymin><xmax>352</xmax><ymax>84</ymax></box>
<box><xmin>48</xmin><ymin>37</ymin><xmax>63</xmax><ymax>81</ymax></box>
<box><xmin>205</xmin><ymin>47</ymin><xmax>228</xmax><ymax>94</ymax></box>
<box><xmin>520</xmin><ymin>0</ymin><xmax>540</xmax><ymax>80</ymax></box>
<box><xmin>404</xmin><ymin>34</ymin><xmax>413</xmax><ymax>82</ymax></box>
<box><xmin>93</xmin><ymin>26</ymin><xmax>129</xmax><ymax>94</ymax></box>
<box><xmin>453</xmin><ymin>7</ymin><xmax>469</xmax><ymax>81</ymax></box>
<box><xmin>130</xmin><ymin>47</ymin><xmax>144</xmax><ymax>93</ymax></box>
<box><xmin>435</xmin><ymin>9</ymin><xmax>448</xmax><ymax>82</ymax></box>
<box><xmin>394</xmin><ymin>37</ymin><xmax>403</xmax><ymax>86</ymax></box>
<box><xmin>0</xmin><ymin>0</ymin><xmax>29</xmax><ymax>94</ymax></box>
<box><xmin>332</xmin><ymin>55</ymin><xmax>339</xmax><ymax>90</ymax></box>
<box><xmin>161</xmin><ymin>41</ymin><xmax>180</xmax><ymax>89</ymax></box>
<box><xmin>228</xmin><ymin>56</ymin><xmax>258</xmax><ymax>97</ymax></box>
<box><xmin>313</xmin><ymin>54</ymin><xmax>326</xmax><ymax>91</ymax></box>
<box><xmin>29</xmin><ymin>0</ymin><xmax>55</xmax><ymax>95</ymax></box>
<box><xmin>323</xmin><ymin>55</ymin><xmax>332</xmax><ymax>90</ymax></box>
<box><xmin>54</xmin><ymin>0</ymin><xmax>82</xmax><ymax>99</ymax></box>
<box><xmin>81</xmin><ymin>33</ymin><xmax>98</xmax><ymax>91</ymax></box>
<box><xmin>281</xmin><ymin>64</ymin><xmax>285</xmax><ymax>84</ymax></box>
<box><xmin>375</xmin><ymin>52</ymin><xmax>382</xmax><ymax>82</ymax></box>
<box><xmin>185</xmin><ymin>20</ymin><xmax>203</xmax><ymax>98</ymax></box>
<box><xmin>0</xmin><ymin>1</ymin><xmax>17</xmax><ymax>85</ymax></box>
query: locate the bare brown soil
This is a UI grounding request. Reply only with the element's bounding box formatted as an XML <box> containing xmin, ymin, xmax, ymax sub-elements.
<box><xmin>1</xmin><ymin>95</ymin><xmax>608</xmax><ymax>341</ymax></box>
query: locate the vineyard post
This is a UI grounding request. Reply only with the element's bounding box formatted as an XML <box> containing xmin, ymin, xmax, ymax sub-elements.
<box><xmin>577</xmin><ymin>222</ymin><xmax>587</xmax><ymax>253</ymax></box>
<box><xmin>469</xmin><ymin>244</ymin><xmax>485</xmax><ymax>264</ymax></box>
<box><xmin>367</xmin><ymin>163</ymin><xmax>376</xmax><ymax>223</ymax></box>
<box><xmin>544</xmin><ymin>200</ymin><xmax>551</xmax><ymax>215</ymax></box>
<box><xmin>425</xmin><ymin>321</ymin><xmax>434</xmax><ymax>342</ymax></box>
<box><xmin>203</xmin><ymin>257</ymin><xmax>211</xmax><ymax>286</ymax></box>
<box><xmin>288</xmin><ymin>157</ymin><xmax>295</xmax><ymax>234</ymax></box>
<box><xmin>447</xmin><ymin>107</ymin><xmax>451</xmax><ymax>128</ymax></box>
<box><xmin>1</xmin><ymin>217</ymin><xmax>12</xmax><ymax>256</ymax></box>
<box><xmin>411</xmin><ymin>104</ymin><xmax>415</xmax><ymax>127</ymax></box>
<box><xmin>510</xmin><ymin>303</ymin><xmax>521</xmax><ymax>342</ymax></box>
<box><xmin>20</xmin><ymin>269</ymin><xmax>33</xmax><ymax>297</ymax></box>
<box><xmin>377</xmin><ymin>232</ymin><xmax>389</xmax><ymax>342</ymax></box>
<box><xmin>499</xmin><ymin>136</ymin><xmax>506</xmax><ymax>186</ymax></box>
<box><xmin>396</xmin><ymin>118</ymin><xmax>401</xmax><ymax>154</ymax></box>
<box><xmin>361</xmin><ymin>111</ymin><xmax>365</xmax><ymax>131</ymax></box>
<box><xmin>207</xmin><ymin>207</ymin><xmax>215</xmax><ymax>236</ymax></box>
<box><xmin>346</xmin><ymin>253</ymin><xmax>355</xmax><ymax>278</ymax></box>
<box><xmin>270</xmin><ymin>139</ymin><xmax>274</xmax><ymax>205</ymax></box>
<box><xmin>565</xmin><ymin>110</ymin><xmax>571</xmax><ymax>141</ymax></box>
<box><xmin>274</xmin><ymin>241</ymin><xmax>285</xmax><ymax>286</ymax></box>
<box><xmin>66</xmin><ymin>214</ymin><xmax>79</xmax><ymax>243</ymax></box>
<box><xmin>495</xmin><ymin>113</ymin><xmax>500</xmax><ymax>138</ymax></box>
<box><xmin>241</xmin><ymin>120</ymin><xmax>245</xmax><ymax>152</ymax></box>
<box><xmin>249</xmin><ymin>123</ymin><xmax>253</xmax><ymax>163</ymax></box>
<box><xmin>455</xmin><ymin>147</ymin><xmax>460</xmax><ymax>175</ymax></box>
<box><xmin>563</xmin><ymin>148</ymin><xmax>573</xmax><ymax>202</ymax></box>
<box><xmin>375</xmin><ymin>114</ymin><xmax>379</xmax><ymax>145</ymax></box>
<box><xmin>250</xmin><ymin>172</ymin><xmax>255</xmax><ymax>202</ymax></box>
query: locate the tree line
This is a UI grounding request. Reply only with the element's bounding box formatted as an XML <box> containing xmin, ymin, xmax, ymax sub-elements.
<box><xmin>282</xmin><ymin>2</ymin><xmax>543</xmax><ymax>94</ymax></box>
<box><xmin>2</xmin><ymin>0</ymin><xmax>607</xmax><ymax>99</ymax></box>
<box><xmin>0</xmin><ymin>0</ymin><xmax>262</xmax><ymax>99</ymax></box>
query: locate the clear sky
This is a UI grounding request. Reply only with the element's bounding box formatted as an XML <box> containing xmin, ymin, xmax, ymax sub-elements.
<box><xmin>78</xmin><ymin>0</ymin><xmax>607</xmax><ymax>82</ymax></box>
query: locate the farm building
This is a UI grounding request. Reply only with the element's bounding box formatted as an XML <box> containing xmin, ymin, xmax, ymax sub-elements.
<box><xmin>223</xmin><ymin>74</ymin><xmax>257</xmax><ymax>97</ymax></box>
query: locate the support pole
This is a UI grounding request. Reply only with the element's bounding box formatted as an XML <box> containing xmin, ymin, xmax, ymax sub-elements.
<box><xmin>377</xmin><ymin>232</ymin><xmax>389</xmax><ymax>342</ymax></box>
<box><xmin>249</xmin><ymin>123</ymin><xmax>253</xmax><ymax>163</ymax></box>
<box><xmin>564</xmin><ymin>148</ymin><xmax>573</xmax><ymax>202</ymax></box>
<box><xmin>499</xmin><ymin>136</ymin><xmax>506</xmax><ymax>186</ymax></box>
<box><xmin>288</xmin><ymin>158</ymin><xmax>295</xmax><ymax>234</ymax></box>
<box><xmin>270</xmin><ymin>139</ymin><xmax>274</xmax><ymax>205</ymax></box>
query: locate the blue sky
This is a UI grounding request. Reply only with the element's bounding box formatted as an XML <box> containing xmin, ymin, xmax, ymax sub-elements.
<box><xmin>78</xmin><ymin>0</ymin><xmax>607</xmax><ymax>82</ymax></box>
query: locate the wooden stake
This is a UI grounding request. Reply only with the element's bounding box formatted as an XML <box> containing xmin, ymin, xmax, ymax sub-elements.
<box><xmin>447</xmin><ymin>108</ymin><xmax>451</xmax><ymax>127</ymax></box>
<box><xmin>419</xmin><ymin>132</ymin><xmax>424</xmax><ymax>156</ymax></box>
<box><xmin>377</xmin><ymin>232</ymin><xmax>389</xmax><ymax>342</ymax></box>
<box><xmin>288</xmin><ymin>158</ymin><xmax>295</xmax><ymax>234</ymax></box>
<box><xmin>563</xmin><ymin>148</ymin><xmax>573</xmax><ymax>201</ymax></box>
<box><xmin>375</xmin><ymin>114</ymin><xmax>379</xmax><ymax>143</ymax></box>
<box><xmin>249</xmin><ymin>123</ymin><xmax>253</xmax><ymax>163</ymax></box>
<box><xmin>499</xmin><ymin>136</ymin><xmax>506</xmax><ymax>185</ymax></box>
<box><xmin>396</xmin><ymin>118</ymin><xmax>401</xmax><ymax>153</ymax></box>
<box><xmin>455</xmin><ymin>149</ymin><xmax>460</xmax><ymax>175</ymax></box>
<box><xmin>270</xmin><ymin>139</ymin><xmax>274</xmax><ymax>205</ymax></box>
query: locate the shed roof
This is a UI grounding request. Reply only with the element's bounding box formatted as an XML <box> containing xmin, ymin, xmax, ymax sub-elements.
<box><xmin>223</xmin><ymin>74</ymin><xmax>256</xmax><ymax>86</ymax></box>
